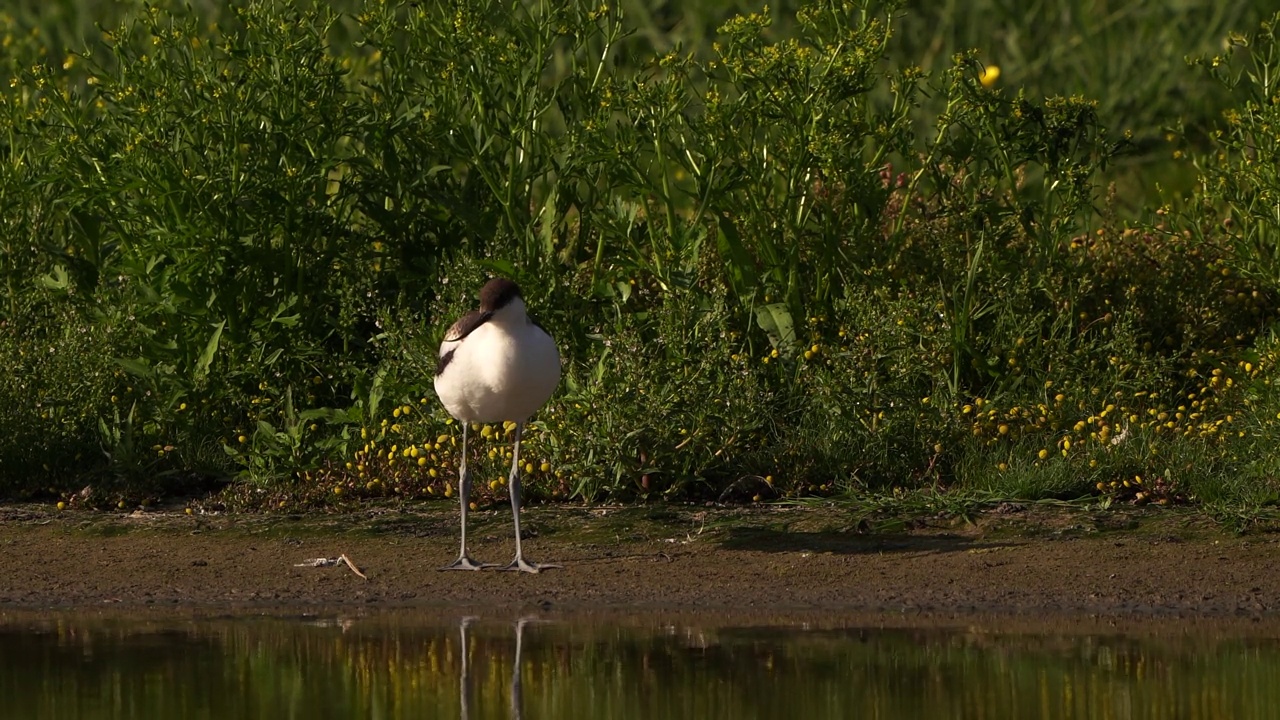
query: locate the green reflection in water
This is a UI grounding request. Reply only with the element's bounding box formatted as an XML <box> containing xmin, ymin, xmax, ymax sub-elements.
<box><xmin>0</xmin><ymin>611</ymin><xmax>1277</xmax><ymax>719</ymax></box>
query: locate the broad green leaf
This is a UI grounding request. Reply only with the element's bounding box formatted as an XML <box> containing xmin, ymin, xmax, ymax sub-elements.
<box><xmin>478</xmin><ymin>258</ymin><xmax>518</xmax><ymax>280</ymax></box>
<box><xmin>194</xmin><ymin>320</ymin><xmax>225</xmax><ymax>380</ymax></box>
<box><xmin>116</xmin><ymin>357</ymin><xmax>154</xmax><ymax>379</ymax></box>
<box><xmin>38</xmin><ymin>265</ymin><xmax>69</xmax><ymax>291</ymax></box>
<box><xmin>755</xmin><ymin>302</ymin><xmax>797</xmax><ymax>353</ymax></box>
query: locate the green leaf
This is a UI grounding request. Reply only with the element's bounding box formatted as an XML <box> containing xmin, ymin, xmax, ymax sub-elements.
<box><xmin>537</xmin><ymin>183</ymin><xmax>558</xmax><ymax>258</ymax></box>
<box><xmin>116</xmin><ymin>357</ymin><xmax>154</xmax><ymax>379</ymax></box>
<box><xmin>716</xmin><ymin>223</ymin><xmax>758</xmax><ymax>298</ymax></box>
<box><xmin>479</xmin><ymin>258</ymin><xmax>518</xmax><ymax>280</ymax></box>
<box><xmin>39</xmin><ymin>265</ymin><xmax>70</xmax><ymax>291</ymax></box>
<box><xmin>298</xmin><ymin>408</ymin><xmax>334</xmax><ymax>422</ymax></box>
<box><xmin>270</xmin><ymin>298</ymin><xmax>301</xmax><ymax>327</ymax></box>
<box><xmin>194</xmin><ymin>320</ymin><xmax>225</xmax><ymax>380</ymax></box>
<box><xmin>755</xmin><ymin>302</ymin><xmax>797</xmax><ymax>353</ymax></box>
<box><xmin>256</xmin><ymin>419</ymin><xmax>278</xmax><ymax>438</ymax></box>
<box><xmin>352</xmin><ymin>367</ymin><xmax>387</xmax><ymax>421</ymax></box>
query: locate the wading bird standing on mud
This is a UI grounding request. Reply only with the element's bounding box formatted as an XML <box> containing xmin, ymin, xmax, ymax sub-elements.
<box><xmin>434</xmin><ymin>278</ymin><xmax>562</xmax><ymax>573</ymax></box>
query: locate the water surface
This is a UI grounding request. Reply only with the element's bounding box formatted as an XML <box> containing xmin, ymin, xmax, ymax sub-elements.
<box><xmin>2</xmin><ymin>609</ymin><xmax>1277</xmax><ymax>719</ymax></box>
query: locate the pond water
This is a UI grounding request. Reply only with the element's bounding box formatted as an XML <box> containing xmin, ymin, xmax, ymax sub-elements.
<box><xmin>1</xmin><ymin>609</ymin><xmax>1276</xmax><ymax>719</ymax></box>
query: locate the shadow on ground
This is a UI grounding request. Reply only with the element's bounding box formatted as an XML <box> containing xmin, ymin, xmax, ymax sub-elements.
<box><xmin>719</xmin><ymin>526</ymin><xmax>1013</xmax><ymax>555</ymax></box>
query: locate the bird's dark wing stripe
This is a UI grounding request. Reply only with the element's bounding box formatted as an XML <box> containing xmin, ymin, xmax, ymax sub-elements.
<box><xmin>444</xmin><ymin>310</ymin><xmax>492</xmax><ymax>342</ymax></box>
<box><xmin>435</xmin><ymin>348</ymin><xmax>457</xmax><ymax>377</ymax></box>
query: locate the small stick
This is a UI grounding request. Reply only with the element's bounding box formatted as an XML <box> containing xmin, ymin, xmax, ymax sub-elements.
<box><xmin>339</xmin><ymin>553</ymin><xmax>368</xmax><ymax>580</ymax></box>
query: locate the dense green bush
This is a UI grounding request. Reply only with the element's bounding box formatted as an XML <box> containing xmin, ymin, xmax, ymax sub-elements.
<box><xmin>1</xmin><ymin>0</ymin><xmax>1279</xmax><ymax>517</ymax></box>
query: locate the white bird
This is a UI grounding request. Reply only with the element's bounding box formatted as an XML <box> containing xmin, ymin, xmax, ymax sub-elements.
<box><xmin>434</xmin><ymin>278</ymin><xmax>562</xmax><ymax>573</ymax></box>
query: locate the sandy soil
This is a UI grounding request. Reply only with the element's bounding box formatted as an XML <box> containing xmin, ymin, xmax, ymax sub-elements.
<box><xmin>1</xmin><ymin>501</ymin><xmax>1278</xmax><ymax>623</ymax></box>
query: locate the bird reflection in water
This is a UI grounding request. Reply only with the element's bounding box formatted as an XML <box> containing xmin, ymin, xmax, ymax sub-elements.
<box><xmin>458</xmin><ymin>617</ymin><xmax>531</xmax><ymax>720</ymax></box>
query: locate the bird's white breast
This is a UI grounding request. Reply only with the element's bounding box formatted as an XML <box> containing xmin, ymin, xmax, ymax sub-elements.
<box><xmin>434</xmin><ymin>319</ymin><xmax>561</xmax><ymax>424</ymax></box>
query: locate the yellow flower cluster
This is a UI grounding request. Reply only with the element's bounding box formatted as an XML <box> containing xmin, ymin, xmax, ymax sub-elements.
<box><xmin>964</xmin><ymin>362</ymin><xmax>1256</xmax><ymax>465</ymax></box>
<box><xmin>308</xmin><ymin>402</ymin><xmax>558</xmax><ymax>505</ymax></box>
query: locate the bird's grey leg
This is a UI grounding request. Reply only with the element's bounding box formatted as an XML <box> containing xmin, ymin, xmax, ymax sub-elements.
<box><xmin>442</xmin><ymin>424</ymin><xmax>495</xmax><ymax>570</ymax></box>
<box><xmin>502</xmin><ymin>422</ymin><xmax>561</xmax><ymax>573</ymax></box>
<box><xmin>510</xmin><ymin>617</ymin><xmax>527</xmax><ymax>720</ymax></box>
<box><xmin>460</xmin><ymin>617</ymin><xmax>473</xmax><ymax>720</ymax></box>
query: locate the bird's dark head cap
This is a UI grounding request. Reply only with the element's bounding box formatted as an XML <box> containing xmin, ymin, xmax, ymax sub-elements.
<box><xmin>479</xmin><ymin>277</ymin><xmax>522</xmax><ymax>312</ymax></box>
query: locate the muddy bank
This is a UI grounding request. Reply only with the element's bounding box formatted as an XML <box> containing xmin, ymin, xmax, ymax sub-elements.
<box><xmin>1</xmin><ymin>502</ymin><xmax>1277</xmax><ymax>622</ymax></box>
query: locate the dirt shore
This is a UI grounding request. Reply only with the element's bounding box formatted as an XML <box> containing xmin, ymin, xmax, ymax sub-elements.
<box><xmin>2</xmin><ymin>501</ymin><xmax>1278</xmax><ymax>624</ymax></box>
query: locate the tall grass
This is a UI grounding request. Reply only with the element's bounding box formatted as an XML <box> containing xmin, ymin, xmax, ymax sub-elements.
<box><xmin>1</xmin><ymin>0</ymin><xmax>1279</xmax><ymax>516</ymax></box>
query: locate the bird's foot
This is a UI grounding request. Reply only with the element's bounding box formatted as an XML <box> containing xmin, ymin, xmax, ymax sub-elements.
<box><xmin>501</xmin><ymin>557</ymin><xmax>562</xmax><ymax>574</ymax></box>
<box><xmin>439</xmin><ymin>555</ymin><xmax>497</xmax><ymax>571</ymax></box>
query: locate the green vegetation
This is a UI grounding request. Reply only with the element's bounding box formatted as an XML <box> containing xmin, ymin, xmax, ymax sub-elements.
<box><xmin>4</xmin><ymin>0</ymin><xmax>1280</xmax><ymax>523</ymax></box>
